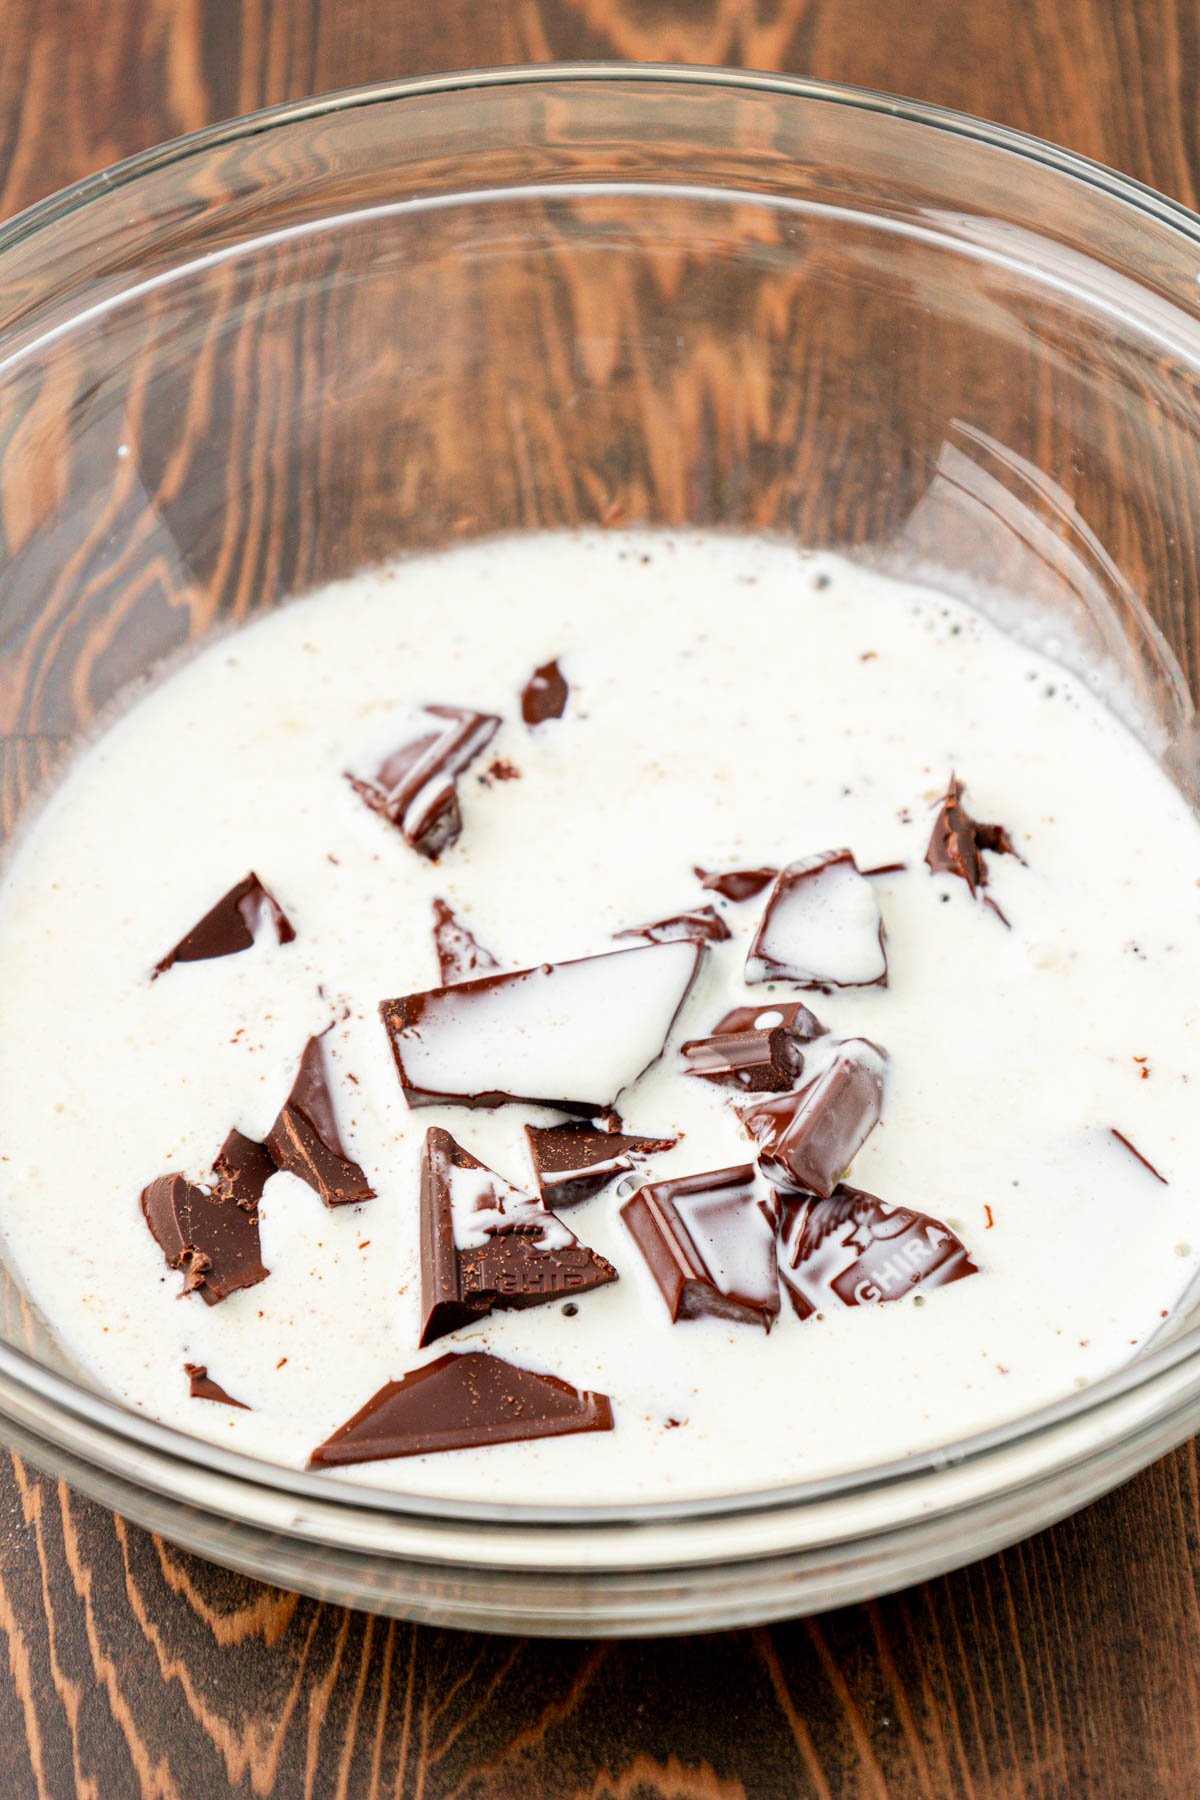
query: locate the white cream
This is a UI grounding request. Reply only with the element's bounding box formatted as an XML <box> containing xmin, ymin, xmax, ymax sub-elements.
<box><xmin>0</xmin><ymin>530</ymin><xmax>1198</xmax><ymax>1505</ymax></box>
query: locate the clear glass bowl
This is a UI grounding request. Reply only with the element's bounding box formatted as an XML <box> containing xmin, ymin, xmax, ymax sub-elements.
<box><xmin>3</xmin><ymin>65</ymin><xmax>1200</xmax><ymax>1636</ymax></box>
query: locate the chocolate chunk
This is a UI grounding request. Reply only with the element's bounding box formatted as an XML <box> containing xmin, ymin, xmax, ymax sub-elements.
<box><xmin>525</xmin><ymin>1121</ymin><xmax>678</xmax><ymax>1205</ymax></box>
<box><xmin>738</xmin><ymin>1038</ymin><xmax>888</xmax><ymax>1198</ymax></box>
<box><xmin>381</xmin><ymin>940</ymin><xmax>701</xmax><ymax>1113</ymax></box>
<box><xmin>521</xmin><ymin>659</ymin><xmax>569</xmax><ymax>725</ymax></box>
<box><xmin>1110</xmin><ymin>1128</ymin><xmax>1168</xmax><ymax>1184</ymax></box>
<box><xmin>746</xmin><ymin>851</ymin><xmax>887</xmax><ymax>988</ymax></box>
<box><xmin>211</xmin><ymin>1130</ymin><xmax>276</xmax><ymax>1211</ymax></box>
<box><xmin>346</xmin><ymin>705</ymin><xmax>500</xmax><ymax>859</ymax></box>
<box><xmin>680</xmin><ymin>1023</ymin><xmax>807</xmax><ymax>1093</ymax></box>
<box><xmin>309</xmin><ymin>1350</ymin><xmax>613</xmax><ymax>1467</ymax></box>
<box><xmin>694</xmin><ymin>866</ymin><xmax>778</xmax><ymax>902</ymax></box>
<box><xmin>432</xmin><ymin>898</ymin><xmax>500</xmax><ymax>984</ymax></box>
<box><xmin>777</xmin><ymin>1183</ymin><xmax>978</xmax><ymax>1317</ymax></box>
<box><xmin>621</xmin><ymin>1164</ymin><xmax>779</xmax><ymax>1328</ymax></box>
<box><xmin>266</xmin><ymin>1034</ymin><xmax>374</xmax><ymax>1207</ymax></box>
<box><xmin>925</xmin><ymin>776</ymin><xmax>1018</xmax><ymax>896</ymax></box>
<box><xmin>154</xmin><ymin>873</ymin><xmax>294</xmax><ymax>975</ymax></box>
<box><xmin>615</xmin><ymin>905</ymin><xmax>731</xmax><ymax>947</ymax></box>
<box><xmin>184</xmin><ymin>1363</ymin><xmax>250</xmax><ymax>1409</ymax></box>
<box><xmin>420</xmin><ymin>1128</ymin><xmax>617</xmax><ymax>1346</ymax></box>
<box><xmin>141</xmin><ymin>1174</ymin><xmax>268</xmax><ymax>1305</ymax></box>
<box><xmin>713</xmin><ymin>1000</ymin><xmax>826</xmax><ymax>1041</ymax></box>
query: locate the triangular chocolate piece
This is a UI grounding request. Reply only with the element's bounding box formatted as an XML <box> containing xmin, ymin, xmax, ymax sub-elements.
<box><xmin>420</xmin><ymin>1128</ymin><xmax>617</xmax><ymax>1346</ymax></box>
<box><xmin>525</xmin><ymin>1121</ymin><xmax>677</xmax><ymax>1205</ymax></box>
<box><xmin>347</xmin><ymin>705</ymin><xmax>500</xmax><ymax>859</ymax></box>
<box><xmin>211</xmin><ymin>1129</ymin><xmax>276</xmax><ymax>1210</ymax></box>
<box><xmin>925</xmin><ymin>776</ymin><xmax>1018</xmax><ymax>896</ymax></box>
<box><xmin>154</xmin><ymin>873</ymin><xmax>294</xmax><ymax>975</ymax></box>
<box><xmin>266</xmin><ymin>1034</ymin><xmax>374</xmax><ymax>1208</ymax></box>
<box><xmin>615</xmin><ymin>905</ymin><xmax>731</xmax><ymax>947</ymax></box>
<box><xmin>185</xmin><ymin>1363</ymin><xmax>250</xmax><ymax>1409</ymax></box>
<box><xmin>309</xmin><ymin>1351</ymin><xmax>613</xmax><ymax>1467</ymax></box>
<box><xmin>777</xmin><ymin>1184</ymin><xmax>978</xmax><ymax>1317</ymax></box>
<box><xmin>141</xmin><ymin>1174</ymin><xmax>268</xmax><ymax>1305</ymax></box>
<box><xmin>694</xmin><ymin>865</ymin><xmax>778</xmax><ymax>902</ymax></box>
<box><xmin>431</xmin><ymin>898</ymin><xmax>500</xmax><ymax>984</ymax></box>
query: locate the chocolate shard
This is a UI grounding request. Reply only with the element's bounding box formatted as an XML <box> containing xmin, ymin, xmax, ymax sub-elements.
<box><xmin>738</xmin><ymin>1038</ymin><xmax>888</xmax><ymax>1199</ymax></box>
<box><xmin>212</xmin><ymin>1129</ymin><xmax>276</xmax><ymax>1211</ymax></box>
<box><xmin>346</xmin><ymin>705</ymin><xmax>500</xmax><ymax>860</ymax></box>
<box><xmin>746</xmin><ymin>851</ymin><xmax>886</xmax><ymax>989</ymax></box>
<box><xmin>621</xmin><ymin>1164</ymin><xmax>779</xmax><ymax>1329</ymax></box>
<box><xmin>184</xmin><ymin>1363</ymin><xmax>250</xmax><ymax>1409</ymax></box>
<box><xmin>141</xmin><ymin>1174</ymin><xmax>268</xmax><ymax>1305</ymax></box>
<box><xmin>777</xmin><ymin>1183</ymin><xmax>978</xmax><ymax>1317</ymax></box>
<box><xmin>521</xmin><ymin>658</ymin><xmax>569</xmax><ymax>725</ymax></box>
<box><xmin>694</xmin><ymin>866</ymin><xmax>779</xmax><ymax>903</ymax></box>
<box><xmin>713</xmin><ymin>1000</ymin><xmax>826</xmax><ymax>1041</ymax></box>
<box><xmin>525</xmin><ymin>1121</ymin><xmax>678</xmax><ymax>1205</ymax></box>
<box><xmin>309</xmin><ymin>1351</ymin><xmax>613</xmax><ymax>1467</ymax></box>
<box><xmin>615</xmin><ymin>905</ymin><xmax>732</xmax><ymax>947</ymax></box>
<box><xmin>680</xmin><ymin>1025</ymin><xmax>806</xmax><ymax>1094</ymax></box>
<box><xmin>265</xmin><ymin>1034</ymin><xmax>375</xmax><ymax>1207</ymax></box>
<box><xmin>380</xmin><ymin>940</ymin><xmax>701</xmax><ymax>1113</ymax></box>
<box><xmin>420</xmin><ymin>1128</ymin><xmax>617</xmax><ymax>1346</ymax></box>
<box><xmin>154</xmin><ymin>873</ymin><xmax>294</xmax><ymax>975</ymax></box>
<box><xmin>432</xmin><ymin>898</ymin><xmax>500</xmax><ymax>984</ymax></box>
<box><xmin>925</xmin><ymin>776</ymin><xmax>1018</xmax><ymax>896</ymax></box>
<box><xmin>1110</xmin><ymin>1128</ymin><xmax>1168</xmax><ymax>1184</ymax></box>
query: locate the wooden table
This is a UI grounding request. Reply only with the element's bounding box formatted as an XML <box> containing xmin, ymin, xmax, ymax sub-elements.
<box><xmin>2</xmin><ymin>2</ymin><xmax>1199</xmax><ymax>1794</ymax></box>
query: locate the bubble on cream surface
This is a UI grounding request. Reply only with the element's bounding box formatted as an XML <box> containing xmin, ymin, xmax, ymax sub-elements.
<box><xmin>0</xmin><ymin>529</ymin><xmax>1198</xmax><ymax>1504</ymax></box>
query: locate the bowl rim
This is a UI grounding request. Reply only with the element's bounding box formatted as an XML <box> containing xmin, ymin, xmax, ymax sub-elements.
<box><xmin>3</xmin><ymin>60</ymin><xmax>1200</xmax><ymax>1534</ymax></box>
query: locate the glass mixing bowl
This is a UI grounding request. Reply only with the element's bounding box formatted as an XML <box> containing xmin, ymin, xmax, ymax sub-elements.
<box><xmin>2</xmin><ymin>65</ymin><xmax>1200</xmax><ymax>1636</ymax></box>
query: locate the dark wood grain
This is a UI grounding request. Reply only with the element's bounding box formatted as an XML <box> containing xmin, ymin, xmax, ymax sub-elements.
<box><xmin>2</xmin><ymin>1</ymin><xmax>1200</xmax><ymax>1795</ymax></box>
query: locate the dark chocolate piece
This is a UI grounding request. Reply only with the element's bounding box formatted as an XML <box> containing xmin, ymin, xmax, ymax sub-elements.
<box><xmin>615</xmin><ymin>905</ymin><xmax>731</xmax><ymax>947</ymax></box>
<box><xmin>694</xmin><ymin>866</ymin><xmax>779</xmax><ymax>903</ymax></box>
<box><xmin>621</xmin><ymin>1164</ymin><xmax>779</xmax><ymax>1328</ymax></box>
<box><xmin>925</xmin><ymin>776</ymin><xmax>1018</xmax><ymax>896</ymax></box>
<box><xmin>347</xmin><ymin>705</ymin><xmax>500</xmax><ymax>859</ymax></box>
<box><xmin>309</xmin><ymin>1350</ymin><xmax>613</xmax><ymax>1467</ymax></box>
<box><xmin>738</xmin><ymin>1039</ymin><xmax>888</xmax><ymax>1198</ymax></box>
<box><xmin>680</xmin><ymin>1024</ymin><xmax>806</xmax><ymax>1093</ymax></box>
<box><xmin>154</xmin><ymin>873</ymin><xmax>294</xmax><ymax>975</ymax></box>
<box><xmin>419</xmin><ymin>1128</ymin><xmax>617</xmax><ymax>1346</ymax></box>
<box><xmin>1111</xmin><ymin>1128</ymin><xmax>1168</xmax><ymax>1184</ymax></box>
<box><xmin>432</xmin><ymin>898</ymin><xmax>500</xmax><ymax>984</ymax></box>
<box><xmin>212</xmin><ymin>1130</ymin><xmax>276</xmax><ymax>1211</ymax></box>
<box><xmin>141</xmin><ymin>1174</ymin><xmax>268</xmax><ymax>1305</ymax></box>
<box><xmin>860</xmin><ymin>861</ymin><xmax>908</xmax><ymax>878</ymax></box>
<box><xmin>713</xmin><ymin>1000</ymin><xmax>826</xmax><ymax>1041</ymax></box>
<box><xmin>380</xmin><ymin>939</ymin><xmax>701</xmax><ymax>1113</ymax></box>
<box><xmin>777</xmin><ymin>1183</ymin><xmax>978</xmax><ymax>1317</ymax></box>
<box><xmin>184</xmin><ymin>1363</ymin><xmax>250</xmax><ymax>1409</ymax></box>
<box><xmin>521</xmin><ymin>659</ymin><xmax>569</xmax><ymax>725</ymax></box>
<box><xmin>746</xmin><ymin>851</ymin><xmax>887</xmax><ymax>988</ymax></box>
<box><xmin>266</xmin><ymin>1034</ymin><xmax>375</xmax><ymax>1207</ymax></box>
<box><xmin>525</xmin><ymin>1121</ymin><xmax>678</xmax><ymax>1205</ymax></box>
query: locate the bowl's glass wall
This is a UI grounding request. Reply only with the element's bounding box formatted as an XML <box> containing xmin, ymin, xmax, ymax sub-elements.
<box><xmin>4</xmin><ymin>74</ymin><xmax>1200</xmax><ymax>1625</ymax></box>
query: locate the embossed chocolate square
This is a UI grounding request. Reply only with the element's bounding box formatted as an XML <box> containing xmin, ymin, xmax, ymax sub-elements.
<box><xmin>777</xmin><ymin>1184</ymin><xmax>978</xmax><ymax>1317</ymax></box>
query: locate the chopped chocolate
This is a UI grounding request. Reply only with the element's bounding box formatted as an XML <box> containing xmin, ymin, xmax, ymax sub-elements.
<box><xmin>746</xmin><ymin>851</ymin><xmax>887</xmax><ymax>989</ymax></box>
<box><xmin>346</xmin><ymin>705</ymin><xmax>500</xmax><ymax>859</ymax></box>
<box><xmin>380</xmin><ymin>940</ymin><xmax>701</xmax><ymax>1113</ymax></box>
<box><xmin>680</xmin><ymin>1023</ymin><xmax>806</xmax><ymax>1093</ymax></box>
<box><xmin>521</xmin><ymin>659</ymin><xmax>569</xmax><ymax>725</ymax></box>
<box><xmin>777</xmin><ymin>1183</ymin><xmax>978</xmax><ymax>1317</ymax></box>
<box><xmin>621</xmin><ymin>1164</ymin><xmax>779</xmax><ymax>1328</ymax></box>
<box><xmin>431</xmin><ymin>898</ymin><xmax>500</xmax><ymax>984</ymax></box>
<box><xmin>419</xmin><ymin>1129</ymin><xmax>617</xmax><ymax>1346</ymax></box>
<box><xmin>860</xmin><ymin>861</ymin><xmax>908</xmax><ymax>878</ymax></box>
<box><xmin>154</xmin><ymin>873</ymin><xmax>294</xmax><ymax>975</ymax></box>
<box><xmin>615</xmin><ymin>905</ymin><xmax>731</xmax><ymax>947</ymax></box>
<box><xmin>713</xmin><ymin>1000</ymin><xmax>826</xmax><ymax>1041</ymax></box>
<box><xmin>265</xmin><ymin>1034</ymin><xmax>374</xmax><ymax>1207</ymax></box>
<box><xmin>141</xmin><ymin>1174</ymin><xmax>268</xmax><ymax>1305</ymax></box>
<box><xmin>1110</xmin><ymin>1128</ymin><xmax>1168</xmax><ymax>1184</ymax></box>
<box><xmin>925</xmin><ymin>776</ymin><xmax>1018</xmax><ymax>896</ymax></box>
<box><xmin>694</xmin><ymin>866</ymin><xmax>778</xmax><ymax>903</ymax></box>
<box><xmin>184</xmin><ymin>1363</ymin><xmax>250</xmax><ymax>1409</ymax></box>
<box><xmin>525</xmin><ymin>1121</ymin><xmax>678</xmax><ymax>1205</ymax></box>
<box><xmin>738</xmin><ymin>1039</ymin><xmax>888</xmax><ymax>1198</ymax></box>
<box><xmin>309</xmin><ymin>1351</ymin><xmax>613</xmax><ymax>1467</ymax></box>
<box><xmin>211</xmin><ymin>1130</ymin><xmax>276</xmax><ymax>1211</ymax></box>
